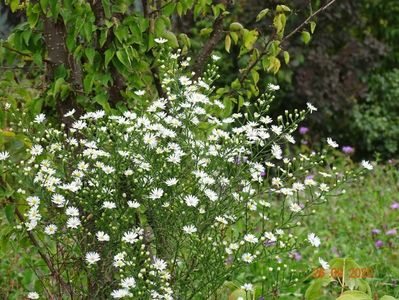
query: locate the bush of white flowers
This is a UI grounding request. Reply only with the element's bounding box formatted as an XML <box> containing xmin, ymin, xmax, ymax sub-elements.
<box><xmin>0</xmin><ymin>43</ymin><xmax>372</xmax><ymax>299</ymax></box>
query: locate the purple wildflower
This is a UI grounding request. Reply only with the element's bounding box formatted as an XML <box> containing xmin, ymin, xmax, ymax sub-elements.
<box><xmin>371</xmin><ymin>229</ymin><xmax>381</xmax><ymax>234</ymax></box>
<box><xmin>299</xmin><ymin>127</ymin><xmax>309</xmax><ymax>135</ymax></box>
<box><xmin>291</xmin><ymin>251</ymin><xmax>302</xmax><ymax>261</ymax></box>
<box><xmin>342</xmin><ymin>146</ymin><xmax>354</xmax><ymax>155</ymax></box>
<box><xmin>391</xmin><ymin>202</ymin><xmax>399</xmax><ymax>210</ymax></box>
<box><xmin>375</xmin><ymin>240</ymin><xmax>383</xmax><ymax>248</ymax></box>
<box><xmin>264</xmin><ymin>240</ymin><xmax>276</xmax><ymax>247</ymax></box>
<box><xmin>386</xmin><ymin>229</ymin><xmax>397</xmax><ymax>236</ymax></box>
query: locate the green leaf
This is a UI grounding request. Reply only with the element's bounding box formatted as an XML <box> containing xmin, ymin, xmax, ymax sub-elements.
<box><xmin>225</xmin><ymin>35</ymin><xmax>231</xmax><ymax>53</ymax></box>
<box><xmin>304</xmin><ymin>277</ymin><xmax>333</xmax><ymax>300</ymax></box>
<box><xmin>283</xmin><ymin>51</ymin><xmax>290</xmax><ymax>64</ymax></box>
<box><xmin>268</xmin><ymin>57</ymin><xmax>281</xmax><ymax>74</ymax></box>
<box><xmin>276</xmin><ymin>4</ymin><xmax>291</xmax><ymax>12</ymax></box>
<box><xmin>310</xmin><ymin>21</ymin><xmax>316</xmax><ymax>34</ymax></box>
<box><xmin>256</xmin><ymin>8</ymin><xmax>270</xmax><ymax>22</ymax></box>
<box><xmin>336</xmin><ymin>291</ymin><xmax>372</xmax><ymax>300</ymax></box>
<box><xmin>10</xmin><ymin>0</ymin><xmax>19</xmax><ymax>13</ymax></box>
<box><xmin>53</xmin><ymin>78</ymin><xmax>65</xmax><ymax>97</ymax></box>
<box><xmin>380</xmin><ymin>296</ymin><xmax>398</xmax><ymax>300</ymax></box>
<box><xmin>104</xmin><ymin>49</ymin><xmax>115</xmax><ymax>68</ymax></box>
<box><xmin>251</xmin><ymin>69</ymin><xmax>259</xmax><ymax>84</ymax></box>
<box><xmin>85</xmin><ymin>48</ymin><xmax>96</xmax><ymax>65</ymax></box>
<box><xmin>163</xmin><ymin>30</ymin><xmax>179</xmax><ymax>48</ymax></box>
<box><xmin>102</xmin><ymin>0</ymin><xmax>112</xmax><ymax>18</ymax></box>
<box><xmin>229</xmin><ymin>22</ymin><xmax>244</xmax><ymax>31</ymax></box>
<box><xmin>94</xmin><ymin>93</ymin><xmax>111</xmax><ymax>112</ymax></box>
<box><xmin>273</xmin><ymin>13</ymin><xmax>286</xmax><ymax>37</ymax></box>
<box><xmin>301</xmin><ymin>31</ymin><xmax>311</xmax><ymax>44</ymax></box>
<box><xmin>116</xmin><ymin>49</ymin><xmax>131</xmax><ymax>68</ymax></box>
<box><xmin>5</xmin><ymin>204</ymin><xmax>15</xmax><ymax>224</ymax></box>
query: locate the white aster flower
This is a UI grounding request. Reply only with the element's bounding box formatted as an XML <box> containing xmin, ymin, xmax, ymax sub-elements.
<box><xmin>102</xmin><ymin>201</ymin><xmax>116</xmax><ymax>209</ymax></box>
<box><xmin>183</xmin><ymin>225</ymin><xmax>197</xmax><ymax>234</ymax></box>
<box><xmin>154</xmin><ymin>37</ymin><xmax>168</xmax><ymax>44</ymax></box>
<box><xmin>34</xmin><ymin>113</ymin><xmax>46</xmax><ymax>124</ymax></box>
<box><xmin>30</xmin><ymin>145</ymin><xmax>43</xmax><ymax>156</ymax></box>
<box><xmin>244</xmin><ymin>234</ymin><xmax>258</xmax><ymax>244</ymax></box>
<box><xmin>153</xmin><ymin>257</ymin><xmax>167</xmax><ymax>271</ymax></box>
<box><xmin>96</xmin><ymin>231</ymin><xmax>110</xmax><ymax>242</ymax></box>
<box><xmin>85</xmin><ymin>252</ymin><xmax>100</xmax><ymax>265</ymax></box>
<box><xmin>51</xmin><ymin>194</ymin><xmax>66</xmax><ymax>207</ymax></box>
<box><xmin>121</xmin><ymin>277</ymin><xmax>136</xmax><ymax>289</ymax></box>
<box><xmin>326</xmin><ymin>137</ymin><xmax>338</xmax><ymax>148</ymax></box>
<box><xmin>289</xmin><ymin>203</ymin><xmax>302</xmax><ymax>213</ymax></box>
<box><xmin>319</xmin><ymin>257</ymin><xmax>330</xmax><ymax>270</ymax></box>
<box><xmin>241</xmin><ymin>253</ymin><xmax>255</xmax><ymax>263</ymax></box>
<box><xmin>27</xmin><ymin>292</ymin><xmax>39</xmax><ymax>299</ymax></box>
<box><xmin>361</xmin><ymin>160</ymin><xmax>373</xmax><ymax>170</ymax></box>
<box><xmin>0</xmin><ymin>151</ymin><xmax>10</xmax><ymax>161</ymax></box>
<box><xmin>66</xmin><ymin>217</ymin><xmax>81</xmax><ymax>229</ymax></box>
<box><xmin>241</xmin><ymin>283</ymin><xmax>254</xmax><ymax>291</ymax></box>
<box><xmin>127</xmin><ymin>201</ymin><xmax>140</xmax><ymax>208</ymax></box>
<box><xmin>65</xmin><ymin>206</ymin><xmax>79</xmax><ymax>216</ymax></box>
<box><xmin>308</xmin><ymin>233</ymin><xmax>321</xmax><ymax>247</ymax></box>
<box><xmin>165</xmin><ymin>178</ymin><xmax>178</xmax><ymax>186</ymax></box>
<box><xmin>184</xmin><ymin>195</ymin><xmax>199</xmax><ymax>207</ymax></box>
<box><xmin>134</xmin><ymin>90</ymin><xmax>145</xmax><ymax>96</ymax></box>
<box><xmin>307</xmin><ymin>102</ymin><xmax>317</xmax><ymax>112</ymax></box>
<box><xmin>111</xmin><ymin>289</ymin><xmax>132</xmax><ymax>298</ymax></box>
<box><xmin>44</xmin><ymin>224</ymin><xmax>57</xmax><ymax>235</ymax></box>
<box><xmin>149</xmin><ymin>188</ymin><xmax>163</xmax><ymax>200</ymax></box>
<box><xmin>271</xmin><ymin>144</ymin><xmax>282</xmax><ymax>160</ymax></box>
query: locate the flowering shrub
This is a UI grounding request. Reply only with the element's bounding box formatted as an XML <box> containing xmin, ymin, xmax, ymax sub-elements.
<box><xmin>0</xmin><ymin>43</ymin><xmax>372</xmax><ymax>299</ymax></box>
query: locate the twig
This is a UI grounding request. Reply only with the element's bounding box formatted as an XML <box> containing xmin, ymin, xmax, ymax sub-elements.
<box><xmin>239</xmin><ymin>0</ymin><xmax>337</xmax><ymax>83</ymax></box>
<box><xmin>191</xmin><ymin>0</ymin><xmax>231</xmax><ymax>80</ymax></box>
<box><xmin>9</xmin><ymin>198</ymin><xmax>74</xmax><ymax>297</ymax></box>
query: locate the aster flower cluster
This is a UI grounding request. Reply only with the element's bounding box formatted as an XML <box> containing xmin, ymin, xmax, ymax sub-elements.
<box><xmin>0</xmin><ymin>43</ymin><xmax>372</xmax><ymax>299</ymax></box>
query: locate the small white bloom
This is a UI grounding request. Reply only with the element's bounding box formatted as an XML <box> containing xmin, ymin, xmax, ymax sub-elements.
<box><xmin>96</xmin><ymin>231</ymin><xmax>110</xmax><ymax>242</ymax></box>
<box><xmin>134</xmin><ymin>90</ymin><xmax>145</xmax><ymax>96</ymax></box>
<box><xmin>307</xmin><ymin>102</ymin><xmax>318</xmax><ymax>112</ymax></box>
<box><xmin>289</xmin><ymin>203</ymin><xmax>302</xmax><ymax>213</ymax></box>
<box><xmin>271</xmin><ymin>144</ymin><xmax>282</xmax><ymax>160</ymax></box>
<box><xmin>241</xmin><ymin>253</ymin><xmax>255</xmax><ymax>263</ymax></box>
<box><xmin>65</xmin><ymin>206</ymin><xmax>79</xmax><ymax>216</ymax></box>
<box><xmin>111</xmin><ymin>289</ymin><xmax>131</xmax><ymax>298</ymax></box>
<box><xmin>102</xmin><ymin>201</ymin><xmax>116</xmax><ymax>209</ymax></box>
<box><xmin>44</xmin><ymin>224</ymin><xmax>57</xmax><ymax>235</ymax></box>
<box><xmin>34</xmin><ymin>113</ymin><xmax>46</xmax><ymax>124</ymax></box>
<box><xmin>66</xmin><ymin>217</ymin><xmax>81</xmax><ymax>229</ymax></box>
<box><xmin>27</xmin><ymin>292</ymin><xmax>39</xmax><ymax>299</ymax></box>
<box><xmin>64</xmin><ymin>109</ymin><xmax>75</xmax><ymax>117</ymax></box>
<box><xmin>183</xmin><ymin>225</ymin><xmax>197</xmax><ymax>235</ymax></box>
<box><xmin>51</xmin><ymin>194</ymin><xmax>66</xmax><ymax>207</ymax></box>
<box><xmin>244</xmin><ymin>234</ymin><xmax>258</xmax><ymax>244</ymax></box>
<box><xmin>267</xmin><ymin>83</ymin><xmax>280</xmax><ymax>91</ymax></box>
<box><xmin>241</xmin><ymin>283</ymin><xmax>254</xmax><ymax>291</ymax></box>
<box><xmin>85</xmin><ymin>252</ymin><xmax>100</xmax><ymax>265</ymax></box>
<box><xmin>326</xmin><ymin>137</ymin><xmax>338</xmax><ymax>148</ymax></box>
<box><xmin>308</xmin><ymin>233</ymin><xmax>321</xmax><ymax>247</ymax></box>
<box><xmin>212</xmin><ymin>54</ymin><xmax>221</xmax><ymax>61</ymax></box>
<box><xmin>0</xmin><ymin>151</ymin><xmax>10</xmax><ymax>161</ymax></box>
<box><xmin>120</xmin><ymin>277</ymin><xmax>136</xmax><ymax>288</ymax></box>
<box><xmin>127</xmin><ymin>201</ymin><xmax>140</xmax><ymax>208</ymax></box>
<box><xmin>153</xmin><ymin>257</ymin><xmax>167</xmax><ymax>271</ymax></box>
<box><xmin>319</xmin><ymin>257</ymin><xmax>330</xmax><ymax>270</ymax></box>
<box><xmin>165</xmin><ymin>178</ymin><xmax>178</xmax><ymax>186</ymax></box>
<box><xmin>30</xmin><ymin>145</ymin><xmax>43</xmax><ymax>156</ymax></box>
<box><xmin>155</xmin><ymin>37</ymin><xmax>168</xmax><ymax>44</ymax></box>
<box><xmin>184</xmin><ymin>195</ymin><xmax>199</xmax><ymax>207</ymax></box>
<box><xmin>149</xmin><ymin>188</ymin><xmax>163</xmax><ymax>200</ymax></box>
<box><xmin>361</xmin><ymin>160</ymin><xmax>373</xmax><ymax>170</ymax></box>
